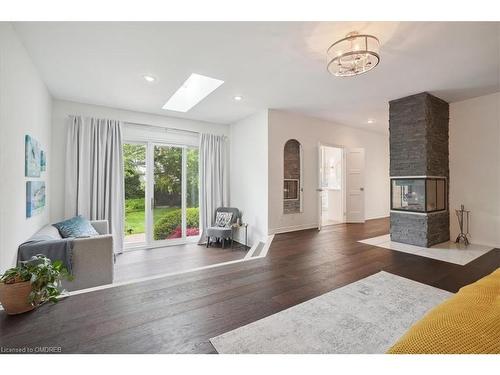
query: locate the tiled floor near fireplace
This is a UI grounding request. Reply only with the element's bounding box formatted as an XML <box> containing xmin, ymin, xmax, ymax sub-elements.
<box><xmin>359</xmin><ymin>234</ymin><xmax>493</xmax><ymax>265</ymax></box>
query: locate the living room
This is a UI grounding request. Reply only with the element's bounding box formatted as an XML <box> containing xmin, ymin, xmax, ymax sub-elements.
<box><xmin>0</xmin><ymin>1</ymin><xmax>499</xmax><ymax>373</ymax></box>
<box><xmin>1</xmin><ymin>21</ymin><xmax>393</xmax><ymax>287</ymax></box>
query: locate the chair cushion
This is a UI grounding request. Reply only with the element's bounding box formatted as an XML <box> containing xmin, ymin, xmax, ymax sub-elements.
<box><xmin>215</xmin><ymin>212</ymin><xmax>233</xmax><ymax>228</ymax></box>
<box><xmin>207</xmin><ymin>227</ymin><xmax>233</xmax><ymax>237</ymax></box>
<box><xmin>53</xmin><ymin>215</ymin><xmax>99</xmax><ymax>238</ymax></box>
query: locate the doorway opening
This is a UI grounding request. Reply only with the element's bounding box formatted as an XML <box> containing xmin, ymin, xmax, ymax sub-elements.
<box><xmin>318</xmin><ymin>145</ymin><xmax>345</xmax><ymax>227</ymax></box>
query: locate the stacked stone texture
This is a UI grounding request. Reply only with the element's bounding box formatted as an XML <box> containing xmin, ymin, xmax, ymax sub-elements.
<box><xmin>389</xmin><ymin>92</ymin><xmax>450</xmax><ymax>247</ymax></box>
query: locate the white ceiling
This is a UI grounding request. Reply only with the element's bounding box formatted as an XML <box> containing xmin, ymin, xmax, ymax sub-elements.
<box><xmin>14</xmin><ymin>22</ymin><xmax>500</xmax><ymax>133</ymax></box>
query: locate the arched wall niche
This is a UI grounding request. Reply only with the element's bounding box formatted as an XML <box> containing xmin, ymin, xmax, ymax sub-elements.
<box><xmin>283</xmin><ymin>139</ymin><xmax>303</xmax><ymax>214</ymax></box>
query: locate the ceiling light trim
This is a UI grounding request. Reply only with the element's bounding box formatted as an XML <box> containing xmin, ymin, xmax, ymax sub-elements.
<box><xmin>143</xmin><ymin>74</ymin><xmax>157</xmax><ymax>83</ymax></box>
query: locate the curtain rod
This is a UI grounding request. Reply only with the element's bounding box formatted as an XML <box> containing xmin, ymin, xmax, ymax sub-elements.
<box><xmin>67</xmin><ymin>115</ymin><xmax>200</xmax><ymax>135</ymax></box>
<box><xmin>125</xmin><ymin>121</ymin><xmax>228</xmax><ymax>139</ymax></box>
<box><xmin>124</xmin><ymin>121</ymin><xmax>200</xmax><ymax>135</ymax></box>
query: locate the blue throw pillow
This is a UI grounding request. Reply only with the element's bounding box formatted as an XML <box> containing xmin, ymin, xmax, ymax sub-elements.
<box><xmin>53</xmin><ymin>215</ymin><xmax>99</xmax><ymax>238</ymax></box>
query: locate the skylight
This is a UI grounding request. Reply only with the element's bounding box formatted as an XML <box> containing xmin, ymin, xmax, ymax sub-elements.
<box><xmin>162</xmin><ymin>73</ymin><xmax>224</xmax><ymax>112</ymax></box>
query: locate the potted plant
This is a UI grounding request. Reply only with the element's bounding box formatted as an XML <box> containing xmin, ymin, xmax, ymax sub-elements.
<box><xmin>0</xmin><ymin>255</ymin><xmax>72</xmax><ymax>315</ymax></box>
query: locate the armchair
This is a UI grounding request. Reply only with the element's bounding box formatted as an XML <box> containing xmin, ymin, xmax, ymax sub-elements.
<box><xmin>206</xmin><ymin>207</ymin><xmax>240</xmax><ymax>248</ymax></box>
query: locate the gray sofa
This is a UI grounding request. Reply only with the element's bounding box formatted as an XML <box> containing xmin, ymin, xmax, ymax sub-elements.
<box><xmin>33</xmin><ymin>220</ymin><xmax>114</xmax><ymax>292</ymax></box>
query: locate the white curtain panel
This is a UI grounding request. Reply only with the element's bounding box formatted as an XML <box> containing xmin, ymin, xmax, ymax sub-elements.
<box><xmin>65</xmin><ymin>116</ymin><xmax>125</xmax><ymax>253</ymax></box>
<box><xmin>198</xmin><ymin>133</ymin><xmax>229</xmax><ymax>244</ymax></box>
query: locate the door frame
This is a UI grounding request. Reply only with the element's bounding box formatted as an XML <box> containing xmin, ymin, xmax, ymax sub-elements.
<box><xmin>148</xmin><ymin>142</ymin><xmax>188</xmax><ymax>247</ymax></box>
<box><xmin>122</xmin><ymin>140</ymin><xmax>148</xmax><ymax>251</ymax></box>
<box><xmin>317</xmin><ymin>142</ymin><xmax>346</xmax><ymax>230</ymax></box>
<box><xmin>123</xmin><ymin>140</ymin><xmax>201</xmax><ymax>251</ymax></box>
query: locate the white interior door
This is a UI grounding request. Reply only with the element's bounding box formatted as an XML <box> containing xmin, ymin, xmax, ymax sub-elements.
<box><xmin>346</xmin><ymin>148</ymin><xmax>365</xmax><ymax>223</ymax></box>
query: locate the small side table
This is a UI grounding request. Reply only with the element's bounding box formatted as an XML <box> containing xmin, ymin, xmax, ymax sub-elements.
<box><xmin>232</xmin><ymin>223</ymin><xmax>249</xmax><ymax>248</ymax></box>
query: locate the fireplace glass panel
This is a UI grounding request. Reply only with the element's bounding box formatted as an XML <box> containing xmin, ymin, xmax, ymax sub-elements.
<box><xmin>392</xmin><ymin>179</ymin><xmax>426</xmax><ymax>212</ymax></box>
<box><xmin>391</xmin><ymin>178</ymin><xmax>446</xmax><ymax>213</ymax></box>
<box><xmin>426</xmin><ymin>179</ymin><xmax>437</xmax><ymax>211</ymax></box>
<box><xmin>436</xmin><ymin>179</ymin><xmax>445</xmax><ymax>211</ymax></box>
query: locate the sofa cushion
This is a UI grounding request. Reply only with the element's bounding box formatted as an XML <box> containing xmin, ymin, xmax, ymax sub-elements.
<box><xmin>33</xmin><ymin>224</ymin><xmax>62</xmax><ymax>240</ymax></box>
<box><xmin>53</xmin><ymin>215</ymin><xmax>99</xmax><ymax>238</ymax></box>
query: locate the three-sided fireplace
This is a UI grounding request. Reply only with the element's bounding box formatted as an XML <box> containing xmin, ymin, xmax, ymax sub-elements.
<box><xmin>391</xmin><ymin>177</ymin><xmax>447</xmax><ymax>213</ymax></box>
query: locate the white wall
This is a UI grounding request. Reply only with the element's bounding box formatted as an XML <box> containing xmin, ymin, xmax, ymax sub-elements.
<box><xmin>0</xmin><ymin>23</ymin><xmax>52</xmax><ymax>272</ymax></box>
<box><xmin>268</xmin><ymin>110</ymin><xmax>390</xmax><ymax>233</ymax></box>
<box><xmin>449</xmin><ymin>92</ymin><xmax>500</xmax><ymax>247</ymax></box>
<box><xmin>229</xmin><ymin>111</ymin><xmax>269</xmax><ymax>246</ymax></box>
<box><xmin>51</xmin><ymin>99</ymin><xmax>229</xmax><ymax>222</ymax></box>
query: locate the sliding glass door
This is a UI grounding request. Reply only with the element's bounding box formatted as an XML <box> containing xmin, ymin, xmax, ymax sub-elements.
<box><xmin>186</xmin><ymin>148</ymin><xmax>200</xmax><ymax>237</ymax></box>
<box><xmin>123</xmin><ymin>143</ymin><xmax>147</xmax><ymax>247</ymax></box>
<box><xmin>123</xmin><ymin>142</ymin><xmax>199</xmax><ymax>249</ymax></box>
<box><xmin>153</xmin><ymin>145</ymin><xmax>183</xmax><ymax>240</ymax></box>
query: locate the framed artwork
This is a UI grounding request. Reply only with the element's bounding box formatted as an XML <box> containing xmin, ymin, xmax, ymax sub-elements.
<box><xmin>26</xmin><ymin>181</ymin><xmax>46</xmax><ymax>218</ymax></box>
<box><xmin>40</xmin><ymin>150</ymin><xmax>47</xmax><ymax>171</ymax></box>
<box><xmin>25</xmin><ymin>135</ymin><xmax>41</xmax><ymax>177</ymax></box>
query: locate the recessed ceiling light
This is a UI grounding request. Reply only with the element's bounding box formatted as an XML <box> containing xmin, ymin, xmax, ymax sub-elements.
<box><xmin>143</xmin><ymin>74</ymin><xmax>156</xmax><ymax>83</ymax></box>
<box><xmin>162</xmin><ymin>73</ymin><xmax>224</xmax><ymax>112</ymax></box>
<box><xmin>367</xmin><ymin>119</ymin><xmax>375</xmax><ymax>124</ymax></box>
<box><xmin>234</xmin><ymin>95</ymin><xmax>243</xmax><ymax>101</ymax></box>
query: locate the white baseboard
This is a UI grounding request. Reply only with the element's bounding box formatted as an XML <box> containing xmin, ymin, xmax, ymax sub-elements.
<box><xmin>366</xmin><ymin>215</ymin><xmax>390</xmax><ymax>220</ymax></box>
<box><xmin>268</xmin><ymin>223</ymin><xmax>318</xmax><ymax>235</ymax></box>
<box><xmin>269</xmin><ymin>216</ymin><xmax>390</xmax><ymax>235</ymax></box>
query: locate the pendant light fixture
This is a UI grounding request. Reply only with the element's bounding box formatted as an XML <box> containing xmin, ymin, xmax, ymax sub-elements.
<box><xmin>327</xmin><ymin>31</ymin><xmax>380</xmax><ymax>77</ymax></box>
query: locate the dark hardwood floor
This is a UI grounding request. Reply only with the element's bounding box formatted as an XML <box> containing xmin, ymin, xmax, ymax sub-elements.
<box><xmin>1</xmin><ymin>218</ymin><xmax>498</xmax><ymax>353</ymax></box>
<box><xmin>115</xmin><ymin>242</ymin><xmax>248</xmax><ymax>283</ymax></box>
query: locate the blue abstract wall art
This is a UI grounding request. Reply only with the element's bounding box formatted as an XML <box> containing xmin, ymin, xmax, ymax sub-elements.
<box><xmin>26</xmin><ymin>181</ymin><xmax>46</xmax><ymax>218</ymax></box>
<box><xmin>25</xmin><ymin>134</ymin><xmax>41</xmax><ymax>177</ymax></box>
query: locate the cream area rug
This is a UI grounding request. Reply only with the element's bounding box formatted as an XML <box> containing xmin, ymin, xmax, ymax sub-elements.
<box><xmin>359</xmin><ymin>234</ymin><xmax>493</xmax><ymax>265</ymax></box>
<box><xmin>210</xmin><ymin>272</ymin><xmax>452</xmax><ymax>354</ymax></box>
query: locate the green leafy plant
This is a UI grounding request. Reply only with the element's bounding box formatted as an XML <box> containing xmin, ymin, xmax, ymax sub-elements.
<box><xmin>0</xmin><ymin>267</ymin><xmax>30</xmax><ymax>284</ymax></box>
<box><xmin>125</xmin><ymin>197</ymin><xmax>145</xmax><ymax>213</ymax></box>
<box><xmin>123</xmin><ymin>143</ymin><xmax>146</xmax><ymax>199</ymax></box>
<box><xmin>153</xmin><ymin>207</ymin><xmax>199</xmax><ymax>240</ymax></box>
<box><xmin>0</xmin><ymin>255</ymin><xmax>73</xmax><ymax>306</ymax></box>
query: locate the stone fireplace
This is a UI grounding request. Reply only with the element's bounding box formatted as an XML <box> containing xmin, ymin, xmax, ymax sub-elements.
<box><xmin>389</xmin><ymin>92</ymin><xmax>450</xmax><ymax>247</ymax></box>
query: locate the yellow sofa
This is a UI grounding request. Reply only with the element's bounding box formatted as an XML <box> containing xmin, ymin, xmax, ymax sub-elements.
<box><xmin>388</xmin><ymin>268</ymin><xmax>500</xmax><ymax>354</ymax></box>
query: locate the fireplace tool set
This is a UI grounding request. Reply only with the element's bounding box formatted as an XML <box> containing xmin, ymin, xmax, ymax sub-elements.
<box><xmin>455</xmin><ymin>204</ymin><xmax>470</xmax><ymax>246</ymax></box>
